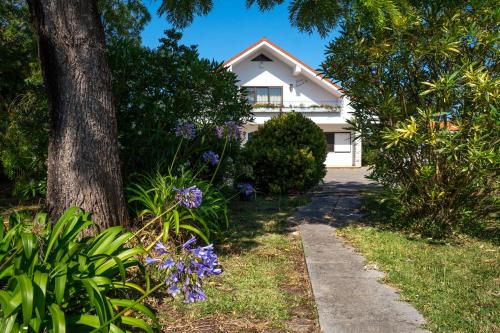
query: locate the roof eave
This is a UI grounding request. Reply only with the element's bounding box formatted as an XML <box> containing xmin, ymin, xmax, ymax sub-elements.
<box><xmin>223</xmin><ymin>38</ymin><xmax>344</xmax><ymax>96</ymax></box>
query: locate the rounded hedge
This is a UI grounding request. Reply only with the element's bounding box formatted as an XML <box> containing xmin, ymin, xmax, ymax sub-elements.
<box><xmin>244</xmin><ymin>112</ymin><xmax>327</xmax><ymax>193</ymax></box>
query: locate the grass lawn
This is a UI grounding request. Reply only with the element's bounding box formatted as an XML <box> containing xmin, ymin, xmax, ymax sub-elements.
<box><xmin>154</xmin><ymin>195</ymin><xmax>319</xmax><ymax>332</ymax></box>
<box><xmin>336</xmin><ymin>224</ymin><xmax>499</xmax><ymax>333</ymax></box>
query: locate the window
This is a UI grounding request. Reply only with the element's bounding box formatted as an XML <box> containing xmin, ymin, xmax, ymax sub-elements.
<box><xmin>325</xmin><ymin>133</ymin><xmax>335</xmax><ymax>152</ymax></box>
<box><xmin>251</xmin><ymin>54</ymin><xmax>273</xmax><ymax>62</ymax></box>
<box><xmin>243</xmin><ymin>87</ymin><xmax>283</xmax><ymax>105</ymax></box>
<box><xmin>324</xmin><ymin>132</ymin><xmax>351</xmax><ymax>152</ymax></box>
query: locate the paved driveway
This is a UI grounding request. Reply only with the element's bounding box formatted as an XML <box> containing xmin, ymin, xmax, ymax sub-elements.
<box><xmin>288</xmin><ymin>167</ymin><xmax>430</xmax><ymax>333</ymax></box>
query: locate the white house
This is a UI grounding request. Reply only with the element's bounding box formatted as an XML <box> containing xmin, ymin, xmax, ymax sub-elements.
<box><xmin>224</xmin><ymin>38</ymin><xmax>362</xmax><ymax>167</ymax></box>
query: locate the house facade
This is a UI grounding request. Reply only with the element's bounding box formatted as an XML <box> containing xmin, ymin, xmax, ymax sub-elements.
<box><xmin>224</xmin><ymin>38</ymin><xmax>362</xmax><ymax>167</ymax></box>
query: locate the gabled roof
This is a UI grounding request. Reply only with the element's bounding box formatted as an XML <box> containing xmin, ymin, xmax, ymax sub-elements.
<box><xmin>223</xmin><ymin>37</ymin><xmax>343</xmax><ymax>95</ymax></box>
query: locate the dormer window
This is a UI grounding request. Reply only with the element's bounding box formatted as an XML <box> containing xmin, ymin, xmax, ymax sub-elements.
<box><xmin>251</xmin><ymin>54</ymin><xmax>273</xmax><ymax>62</ymax></box>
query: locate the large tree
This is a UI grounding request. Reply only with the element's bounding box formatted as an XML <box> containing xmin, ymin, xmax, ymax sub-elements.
<box><xmin>321</xmin><ymin>0</ymin><xmax>499</xmax><ymax>236</ymax></box>
<box><xmin>26</xmin><ymin>0</ymin><xmax>128</xmax><ymax>228</ymax></box>
<box><xmin>20</xmin><ymin>0</ymin><xmax>396</xmax><ymax>228</ymax></box>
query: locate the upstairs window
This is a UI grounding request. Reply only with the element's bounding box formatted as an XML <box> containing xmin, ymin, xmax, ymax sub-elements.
<box><xmin>244</xmin><ymin>87</ymin><xmax>283</xmax><ymax>105</ymax></box>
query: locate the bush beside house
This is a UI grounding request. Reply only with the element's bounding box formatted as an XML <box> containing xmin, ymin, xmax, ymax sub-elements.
<box><xmin>244</xmin><ymin>112</ymin><xmax>327</xmax><ymax>194</ymax></box>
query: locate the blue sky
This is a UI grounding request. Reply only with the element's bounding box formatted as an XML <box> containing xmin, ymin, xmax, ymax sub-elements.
<box><xmin>141</xmin><ymin>0</ymin><xmax>338</xmax><ymax>69</ymax></box>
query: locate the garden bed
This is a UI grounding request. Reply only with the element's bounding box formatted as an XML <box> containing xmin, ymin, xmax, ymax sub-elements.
<box><xmin>154</xmin><ymin>196</ymin><xmax>319</xmax><ymax>332</ymax></box>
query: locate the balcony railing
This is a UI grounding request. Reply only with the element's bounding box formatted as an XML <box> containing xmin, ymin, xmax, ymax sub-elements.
<box><xmin>250</xmin><ymin>100</ymin><xmax>343</xmax><ymax>112</ymax></box>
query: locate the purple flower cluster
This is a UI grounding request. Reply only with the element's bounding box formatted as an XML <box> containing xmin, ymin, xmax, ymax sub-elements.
<box><xmin>146</xmin><ymin>238</ymin><xmax>222</xmax><ymax>303</ymax></box>
<box><xmin>202</xmin><ymin>151</ymin><xmax>220</xmax><ymax>166</ymax></box>
<box><xmin>175</xmin><ymin>186</ymin><xmax>203</xmax><ymax>209</ymax></box>
<box><xmin>238</xmin><ymin>183</ymin><xmax>255</xmax><ymax>200</ymax></box>
<box><xmin>215</xmin><ymin>121</ymin><xmax>243</xmax><ymax>140</ymax></box>
<box><xmin>175</xmin><ymin>122</ymin><xmax>196</xmax><ymax>140</ymax></box>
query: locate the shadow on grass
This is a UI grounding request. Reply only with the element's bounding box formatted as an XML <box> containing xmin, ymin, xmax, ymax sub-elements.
<box><xmin>216</xmin><ymin>195</ymin><xmax>310</xmax><ymax>256</ymax></box>
<box><xmin>351</xmin><ymin>189</ymin><xmax>500</xmax><ymax>246</ymax></box>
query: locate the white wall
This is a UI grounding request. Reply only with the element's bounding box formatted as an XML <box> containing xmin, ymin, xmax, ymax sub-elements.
<box><xmin>319</xmin><ymin>124</ymin><xmax>360</xmax><ymax>167</ymax></box>
<box><xmin>232</xmin><ymin>53</ymin><xmax>338</xmax><ymax>106</ymax></box>
<box><xmin>243</xmin><ymin>123</ymin><xmax>361</xmax><ymax>167</ymax></box>
<box><xmin>232</xmin><ymin>50</ymin><xmax>361</xmax><ymax>167</ymax></box>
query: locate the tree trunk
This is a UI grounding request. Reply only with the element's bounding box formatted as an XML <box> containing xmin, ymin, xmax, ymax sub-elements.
<box><xmin>27</xmin><ymin>0</ymin><xmax>128</xmax><ymax>228</ymax></box>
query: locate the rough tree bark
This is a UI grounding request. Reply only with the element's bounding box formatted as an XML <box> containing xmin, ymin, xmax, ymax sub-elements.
<box><xmin>27</xmin><ymin>0</ymin><xmax>128</xmax><ymax>228</ymax></box>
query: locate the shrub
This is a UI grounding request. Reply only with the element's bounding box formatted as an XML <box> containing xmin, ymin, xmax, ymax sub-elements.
<box><xmin>322</xmin><ymin>1</ymin><xmax>499</xmax><ymax>237</ymax></box>
<box><xmin>244</xmin><ymin>112</ymin><xmax>327</xmax><ymax>194</ymax></box>
<box><xmin>112</xmin><ymin>31</ymin><xmax>252</xmax><ymax>179</ymax></box>
<box><xmin>127</xmin><ymin>169</ymin><xmax>229</xmax><ymax>244</ymax></box>
<box><xmin>0</xmin><ymin>208</ymin><xmax>157</xmax><ymax>332</ymax></box>
<box><xmin>0</xmin><ymin>92</ymin><xmax>48</xmax><ymax>199</ymax></box>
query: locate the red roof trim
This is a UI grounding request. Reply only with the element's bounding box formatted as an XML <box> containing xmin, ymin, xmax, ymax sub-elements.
<box><xmin>223</xmin><ymin>37</ymin><xmax>343</xmax><ymax>92</ymax></box>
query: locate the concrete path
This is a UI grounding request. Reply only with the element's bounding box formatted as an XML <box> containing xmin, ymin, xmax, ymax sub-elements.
<box><xmin>288</xmin><ymin>168</ymin><xmax>430</xmax><ymax>333</ymax></box>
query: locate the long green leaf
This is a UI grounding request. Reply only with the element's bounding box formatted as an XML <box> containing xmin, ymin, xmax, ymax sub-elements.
<box><xmin>179</xmin><ymin>224</ymin><xmax>209</xmax><ymax>244</ymax></box>
<box><xmin>48</xmin><ymin>303</ymin><xmax>65</xmax><ymax>333</ymax></box>
<box><xmin>67</xmin><ymin>315</ymin><xmax>124</xmax><ymax>333</ymax></box>
<box><xmin>21</xmin><ymin>233</ymin><xmax>36</xmax><ymax>260</ymax></box>
<box><xmin>32</xmin><ymin>271</ymin><xmax>49</xmax><ymax>331</ymax></box>
<box><xmin>44</xmin><ymin>207</ymin><xmax>79</xmax><ymax>262</ymax></box>
<box><xmin>109</xmin><ymin>299</ymin><xmax>157</xmax><ymax>324</ymax></box>
<box><xmin>82</xmin><ymin>279</ymin><xmax>111</xmax><ymax>333</ymax></box>
<box><xmin>120</xmin><ymin>316</ymin><xmax>154</xmax><ymax>333</ymax></box>
<box><xmin>95</xmin><ymin>248</ymin><xmax>144</xmax><ymax>275</ymax></box>
<box><xmin>54</xmin><ymin>265</ymin><xmax>67</xmax><ymax>304</ymax></box>
<box><xmin>16</xmin><ymin>274</ymin><xmax>34</xmax><ymax>326</ymax></box>
<box><xmin>0</xmin><ymin>313</ymin><xmax>18</xmax><ymax>333</ymax></box>
<box><xmin>0</xmin><ymin>290</ymin><xmax>21</xmax><ymax>317</ymax></box>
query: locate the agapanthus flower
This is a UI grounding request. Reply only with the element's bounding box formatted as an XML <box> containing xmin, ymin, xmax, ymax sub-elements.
<box><xmin>215</xmin><ymin>121</ymin><xmax>243</xmax><ymax>140</ymax></box>
<box><xmin>175</xmin><ymin>122</ymin><xmax>196</xmax><ymax>140</ymax></box>
<box><xmin>215</xmin><ymin>125</ymin><xmax>224</xmax><ymax>139</ymax></box>
<box><xmin>185</xmin><ymin>288</ymin><xmax>207</xmax><ymax>303</ymax></box>
<box><xmin>154</xmin><ymin>241</ymin><xmax>168</xmax><ymax>254</ymax></box>
<box><xmin>182</xmin><ymin>236</ymin><xmax>197</xmax><ymax>249</ymax></box>
<box><xmin>145</xmin><ymin>236</ymin><xmax>222</xmax><ymax>304</ymax></box>
<box><xmin>145</xmin><ymin>256</ymin><xmax>161</xmax><ymax>265</ymax></box>
<box><xmin>168</xmin><ymin>285</ymin><xmax>181</xmax><ymax>296</ymax></box>
<box><xmin>225</xmin><ymin>121</ymin><xmax>242</xmax><ymax>140</ymax></box>
<box><xmin>238</xmin><ymin>183</ymin><xmax>255</xmax><ymax>197</ymax></box>
<box><xmin>202</xmin><ymin>151</ymin><xmax>219</xmax><ymax>166</ymax></box>
<box><xmin>175</xmin><ymin>186</ymin><xmax>203</xmax><ymax>209</ymax></box>
<box><xmin>159</xmin><ymin>257</ymin><xmax>175</xmax><ymax>270</ymax></box>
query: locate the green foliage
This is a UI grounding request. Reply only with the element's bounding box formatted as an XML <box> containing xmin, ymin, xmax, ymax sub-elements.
<box><xmin>110</xmin><ymin>30</ymin><xmax>251</xmax><ymax>178</ymax></box>
<box><xmin>1</xmin><ymin>92</ymin><xmax>48</xmax><ymax>199</ymax></box>
<box><xmin>0</xmin><ymin>2</ymin><xmax>250</xmax><ymax>194</ymax></box>
<box><xmin>0</xmin><ymin>0</ymin><xmax>151</xmax><ymax>197</ymax></box>
<box><xmin>322</xmin><ymin>0</ymin><xmax>499</xmax><ymax>237</ymax></box>
<box><xmin>160</xmin><ymin>0</ymin><xmax>404</xmax><ymax>35</ymax></box>
<box><xmin>244</xmin><ymin>112</ymin><xmax>326</xmax><ymax>194</ymax></box>
<box><xmin>0</xmin><ymin>1</ymin><xmax>47</xmax><ymax>198</ymax></box>
<box><xmin>0</xmin><ymin>207</ymin><xmax>157</xmax><ymax>332</ymax></box>
<box><xmin>127</xmin><ymin>169</ymin><xmax>229</xmax><ymax>244</ymax></box>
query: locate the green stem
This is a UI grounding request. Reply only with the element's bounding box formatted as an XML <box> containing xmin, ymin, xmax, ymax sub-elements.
<box><xmin>145</xmin><ymin>233</ymin><xmax>164</xmax><ymax>252</ymax></box>
<box><xmin>169</xmin><ymin>137</ymin><xmax>183</xmax><ymax>174</ymax></box>
<box><xmin>0</xmin><ymin>247</ymin><xmax>21</xmax><ymax>273</ymax></box>
<box><xmin>192</xmin><ymin>164</ymin><xmax>206</xmax><ymax>180</ymax></box>
<box><xmin>210</xmin><ymin>136</ymin><xmax>229</xmax><ymax>185</ymax></box>
<box><xmin>130</xmin><ymin>202</ymin><xmax>180</xmax><ymax>240</ymax></box>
